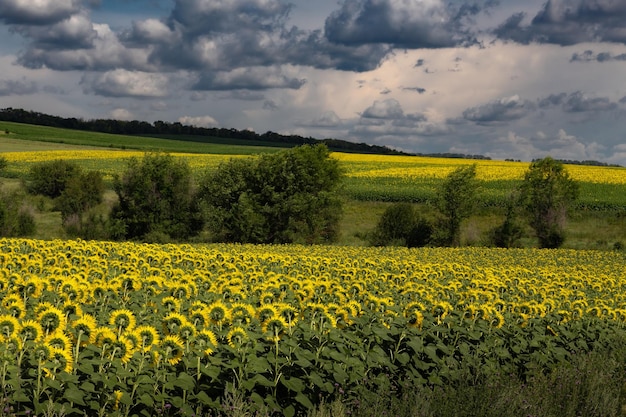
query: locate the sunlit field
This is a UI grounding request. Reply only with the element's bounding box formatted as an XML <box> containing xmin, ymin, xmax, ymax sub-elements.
<box><xmin>0</xmin><ymin>238</ymin><xmax>625</xmax><ymax>415</ymax></box>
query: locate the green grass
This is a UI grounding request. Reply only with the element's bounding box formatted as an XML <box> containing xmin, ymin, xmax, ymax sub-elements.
<box><xmin>0</xmin><ymin>121</ymin><xmax>286</xmax><ymax>154</ymax></box>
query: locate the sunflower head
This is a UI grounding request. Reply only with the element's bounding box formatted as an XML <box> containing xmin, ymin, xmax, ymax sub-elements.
<box><xmin>226</xmin><ymin>326</ymin><xmax>249</xmax><ymax>349</ymax></box>
<box><xmin>72</xmin><ymin>314</ymin><xmax>98</xmax><ymax>346</ymax></box>
<box><xmin>45</xmin><ymin>330</ymin><xmax>73</xmax><ymax>351</ymax></box>
<box><xmin>134</xmin><ymin>325</ymin><xmax>160</xmax><ymax>351</ymax></box>
<box><xmin>0</xmin><ymin>314</ymin><xmax>20</xmax><ymax>338</ymax></box>
<box><xmin>194</xmin><ymin>329</ymin><xmax>218</xmax><ymax>356</ymax></box>
<box><xmin>160</xmin><ymin>335</ymin><xmax>185</xmax><ymax>366</ymax></box>
<box><xmin>109</xmin><ymin>309</ymin><xmax>137</xmax><ymax>333</ymax></box>
<box><xmin>262</xmin><ymin>317</ymin><xmax>288</xmax><ymax>342</ymax></box>
<box><xmin>38</xmin><ymin>306</ymin><xmax>67</xmax><ymax>334</ymax></box>
<box><xmin>207</xmin><ymin>301</ymin><xmax>231</xmax><ymax>326</ymax></box>
<box><xmin>44</xmin><ymin>347</ymin><xmax>74</xmax><ymax>376</ymax></box>
<box><xmin>18</xmin><ymin>319</ymin><xmax>44</xmax><ymax>343</ymax></box>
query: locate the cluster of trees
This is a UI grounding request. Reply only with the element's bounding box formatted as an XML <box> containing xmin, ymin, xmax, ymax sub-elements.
<box><xmin>1</xmin><ymin>148</ymin><xmax>579</xmax><ymax>249</ymax></box>
<box><xmin>370</xmin><ymin>157</ymin><xmax>579</xmax><ymax>249</ymax></box>
<box><xmin>5</xmin><ymin>144</ymin><xmax>343</xmax><ymax>244</ymax></box>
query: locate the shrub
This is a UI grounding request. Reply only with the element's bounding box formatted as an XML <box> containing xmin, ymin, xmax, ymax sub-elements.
<box><xmin>27</xmin><ymin>159</ymin><xmax>82</xmax><ymax>198</ymax></box>
<box><xmin>0</xmin><ymin>191</ymin><xmax>36</xmax><ymax>237</ymax></box>
<box><xmin>57</xmin><ymin>170</ymin><xmax>105</xmax><ymax>222</ymax></box>
<box><xmin>490</xmin><ymin>194</ymin><xmax>524</xmax><ymax>248</ymax></box>
<box><xmin>369</xmin><ymin>202</ymin><xmax>432</xmax><ymax>247</ymax></box>
<box><xmin>198</xmin><ymin>144</ymin><xmax>343</xmax><ymax>244</ymax></box>
<box><xmin>110</xmin><ymin>153</ymin><xmax>203</xmax><ymax>241</ymax></box>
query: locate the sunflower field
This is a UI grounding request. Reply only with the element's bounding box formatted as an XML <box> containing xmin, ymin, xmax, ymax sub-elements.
<box><xmin>0</xmin><ymin>238</ymin><xmax>625</xmax><ymax>416</ymax></box>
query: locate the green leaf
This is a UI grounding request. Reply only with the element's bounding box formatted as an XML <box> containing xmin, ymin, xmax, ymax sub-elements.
<box><xmin>139</xmin><ymin>393</ymin><xmax>155</xmax><ymax>407</ymax></box>
<box><xmin>295</xmin><ymin>393</ymin><xmax>314</xmax><ymax>409</ymax></box>
<box><xmin>171</xmin><ymin>371</ymin><xmax>196</xmax><ymax>391</ymax></box>
<box><xmin>283</xmin><ymin>405</ymin><xmax>296</xmax><ymax>417</ymax></box>
<box><xmin>281</xmin><ymin>376</ymin><xmax>305</xmax><ymax>393</ymax></box>
<box><xmin>64</xmin><ymin>386</ymin><xmax>87</xmax><ymax>406</ymax></box>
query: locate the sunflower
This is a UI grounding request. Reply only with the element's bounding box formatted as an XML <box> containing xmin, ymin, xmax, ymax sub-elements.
<box><xmin>21</xmin><ymin>277</ymin><xmax>45</xmax><ymax>299</ymax></box>
<box><xmin>261</xmin><ymin>317</ymin><xmax>288</xmax><ymax>342</ymax></box>
<box><xmin>109</xmin><ymin>309</ymin><xmax>137</xmax><ymax>334</ymax></box>
<box><xmin>207</xmin><ymin>301</ymin><xmax>231</xmax><ymax>327</ymax></box>
<box><xmin>194</xmin><ymin>329</ymin><xmax>218</xmax><ymax>356</ymax></box>
<box><xmin>406</xmin><ymin>310</ymin><xmax>424</xmax><ymax>329</ymax></box>
<box><xmin>44</xmin><ymin>346</ymin><xmax>74</xmax><ymax>376</ymax></box>
<box><xmin>188</xmin><ymin>306</ymin><xmax>209</xmax><ymax>328</ymax></box>
<box><xmin>61</xmin><ymin>301</ymin><xmax>83</xmax><ymax>320</ymax></box>
<box><xmin>256</xmin><ymin>304</ymin><xmax>278</xmax><ymax>323</ymax></box>
<box><xmin>32</xmin><ymin>342</ymin><xmax>52</xmax><ymax>362</ymax></box>
<box><xmin>162</xmin><ymin>312</ymin><xmax>189</xmax><ymax>335</ymax></box>
<box><xmin>72</xmin><ymin>314</ymin><xmax>98</xmax><ymax>346</ymax></box>
<box><xmin>277</xmin><ymin>303</ymin><xmax>298</xmax><ymax>325</ymax></box>
<box><xmin>111</xmin><ymin>336</ymin><xmax>135</xmax><ymax>364</ymax></box>
<box><xmin>1</xmin><ymin>334</ymin><xmax>22</xmax><ymax>355</ymax></box>
<box><xmin>6</xmin><ymin>301</ymin><xmax>24</xmax><ymax>319</ymax></box>
<box><xmin>18</xmin><ymin>319</ymin><xmax>44</xmax><ymax>343</ymax></box>
<box><xmin>44</xmin><ymin>330</ymin><xmax>73</xmax><ymax>352</ymax></box>
<box><xmin>133</xmin><ymin>325</ymin><xmax>161</xmax><ymax>351</ymax></box>
<box><xmin>230</xmin><ymin>303</ymin><xmax>255</xmax><ymax>326</ymax></box>
<box><xmin>178</xmin><ymin>322</ymin><xmax>197</xmax><ymax>341</ymax></box>
<box><xmin>38</xmin><ymin>306</ymin><xmax>67</xmax><ymax>334</ymax></box>
<box><xmin>0</xmin><ymin>314</ymin><xmax>20</xmax><ymax>338</ymax></box>
<box><xmin>161</xmin><ymin>296</ymin><xmax>180</xmax><ymax>313</ymax></box>
<box><xmin>94</xmin><ymin>327</ymin><xmax>117</xmax><ymax>350</ymax></box>
<box><xmin>160</xmin><ymin>335</ymin><xmax>185</xmax><ymax>366</ymax></box>
<box><xmin>226</xmin><ymin>326</ymin><xmax>249</xmax><ymax>349</ymax></box>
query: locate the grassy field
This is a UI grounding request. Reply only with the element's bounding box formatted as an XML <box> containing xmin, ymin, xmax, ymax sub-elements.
<box><xmin>0</xmin><ymin>121</ymin><xmax>286</xmax><ymax>155</ymax></box>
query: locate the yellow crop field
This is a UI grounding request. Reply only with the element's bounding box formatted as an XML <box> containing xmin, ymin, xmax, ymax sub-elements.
<box><xmin>0</xmin><ymin>237</ymin><xmax>624</xmax><ymax>415</ymax></box>
<box><xmin>3</xmin><ymin>149</ymin><xmax>626</xmax><ymax>184</ymax></box>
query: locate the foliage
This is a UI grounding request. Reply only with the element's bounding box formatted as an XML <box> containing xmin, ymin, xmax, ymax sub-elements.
<box><xmin>111</xmin><ymin>153</ymin><xmax>203</xmax><ymax>241</ymax></box>
<box><xmin>199</xmin><ymin>144</ymin><xmax>343</xmax><ymax>244</ymax></box>
<box><xmin>490</xmin><ymin>193</ymin><xmax>525</xmax><ymax>248</ymax></box>
<box><xmin>0</xmin><ymin>191</ymin><xmax>36</xmax><ymax>237</ymax></box>
<box><xmin>368</xmin><ymin>202</ymin><xmax>433</xmax><ymax>247</ymax></box>
<box><xmin>57</xmin><ymin>171</ymin><xmax>105</xmax><ymax>222</ymax></box>
<box><xmin>434</xmin><ymin>164</ymin><xmax>479</xmax><ymax>246</ymax></box>
<box><xmin>518</xmin><ymin>157</ymin><xmax>579</xmax><ymax>248</ymax></box>
<box><xmin>26</xmin><ymin>159</ymin><xmax>82</xmax><ymax>198</ymax></box>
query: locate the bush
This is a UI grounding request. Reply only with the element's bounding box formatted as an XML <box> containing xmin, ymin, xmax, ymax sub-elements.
<box><xmin>110</xmin><ymin>153</ymin><xmax>203</xmax><ymax>241</ymax></box>
<box><xmin>369</xmin><ymin>202</ymin><xmax>432</xmax><ymax>247</ymax></box>
<box><xmin>490</xmin><ymin>194</ymin><xmax>524</xmax><ymax>248</ymax></box>
<box><xmin>57</xmin><ymin>170</ymin><xmax>105</xmax><ymax>222</ymax></box>
<box><xmin>27</xmin><ymin>159</ymin><xmax>82</xmax><ymax>198</ymax></box>
<box><xmin>198</xmin><ymin>144</ymin><xmax>343</xmax><ymax>244</ymax></box>
<box><xmin>0</xmin><ymin>191</ymin><xmax>36</xmax><ymax>237</ymax></box>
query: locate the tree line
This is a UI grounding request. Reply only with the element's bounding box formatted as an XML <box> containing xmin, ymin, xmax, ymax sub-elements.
<box><xmin>0</xmin><ymin>108</ymin><xmax>406</xmax><ymax>156</ymax></box>
<box><xmin>0</xmin><ymin>146</ymin><xmax>579</xmax><ymax>249</ymax></box>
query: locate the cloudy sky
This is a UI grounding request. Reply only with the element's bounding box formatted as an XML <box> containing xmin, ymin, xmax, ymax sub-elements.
<box><xmin>1</xmin><ymin>0</ymin><xmax>626</xmax><ymax>164</ymax></box>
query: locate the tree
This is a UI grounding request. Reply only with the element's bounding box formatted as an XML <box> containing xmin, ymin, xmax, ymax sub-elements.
<box><xmin>434</xmin><ymin>164</ymin><xmax>479</xmax><ymax>246</ymax></box>
<box><xmin>110</xmin><ymin>153</ymin><xmax>203</xmax><ymax>241</ymax></box>
<box><xmin>369</xmin><ymin>202</ymin><xmax>433</xmax><ymax>247</ymax></box>
<box><xmin>57</xmin><ymin>170</ymin><xmax>105</xmax><ymax>222</ymax></box>
<box><xmin>198</xmin><ymin>144</ymin><xmax>343</xmax><ymax>244</ymax></box>
<box><xmin>518</xmin><ymin>157</ymin><xmax>579</xmax><ymax>248</ymax></box>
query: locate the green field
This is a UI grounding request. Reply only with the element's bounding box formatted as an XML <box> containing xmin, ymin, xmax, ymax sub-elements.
<box><xmin>0</xmin><ymin>121</ymin><xmax>286</xmax><ymax>155</ymax></box>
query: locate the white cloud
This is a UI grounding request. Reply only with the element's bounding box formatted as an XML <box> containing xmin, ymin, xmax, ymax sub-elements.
<box><xmin>178</xmin><ymin>115</ymin><xmax>219</xmax><ymax>128</ymax></box>
<box><xmin>87</xmin><ymin>69</ymin><xmax>169</xmax><ymax>98</ymax></box>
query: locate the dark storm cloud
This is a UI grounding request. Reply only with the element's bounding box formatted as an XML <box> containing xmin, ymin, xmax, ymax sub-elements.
<box><xmin>323</xmin><ymin>0</ymin><xmax>494</xmax><ymax>49</ymax></box>
<box><xmin>463</xmin><ymin>95</ymin><xmax>535</xmax><ymax>123</ymax></box>
<box><xmin>403</xmin><ymin>87</ymin><xmax>426</xmax><ymax>94</ymax></box>
<box><xmin>495</xmin><ymin>0</ymin><xmax>626</xmax><ymax>45</ymax></box>
<box><xmin>296</xmin><ymin>111</ymin><xmax>343</xmax><ymax>128</ymax></box>
<box><xmin>562</xmin><ymin>91</ymin><xmax>618</xmax><ymax>113</ymax></box>
<box><xmin>537</xmin><ymin>92</ymin><xmax>567</xmax><ymax>108</ymax></box>
<box><xmin>0</xmin><ymin>79</ymin><xmax>38</xmax><ymax>96</ymax></box>
<box><xmin>193</xmin><ymin>67</ymin><xmax>306</xmax><ymax>91</ymax></box>
<box><xmin>0</xmin><ymin>0</ymin><xmax>80</xmax><ymax>25</ymax></box>
<box><xmin>570</xmin><ymin>50</ymin><xmax>626</xmax><ymax>62</ymax></box>
<box><xmin>11</xmin><ymin>12</ymin><xmax>97</xmax><ymax>49</ymax></box>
